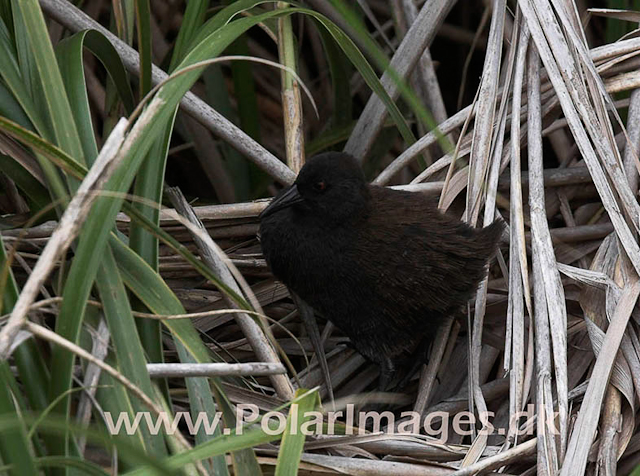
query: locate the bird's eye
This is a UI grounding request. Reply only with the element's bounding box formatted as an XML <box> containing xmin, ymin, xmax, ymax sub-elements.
<box><xmin>313</xmin><ymin>181</ymin><xmax>326</xmax><ymax>192</ymax></box>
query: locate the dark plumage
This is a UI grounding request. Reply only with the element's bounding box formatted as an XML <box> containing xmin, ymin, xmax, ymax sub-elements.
<box><xmin>259</xmin><ymin>152</ymin><xmax>504</xmax><ymax>390</ymax></box>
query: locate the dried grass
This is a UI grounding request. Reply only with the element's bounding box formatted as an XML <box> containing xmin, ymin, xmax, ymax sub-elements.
<box><xmin>4</xmin><ymin>0</ymin><xmax>640</xmax><ymax>474</ymax></box>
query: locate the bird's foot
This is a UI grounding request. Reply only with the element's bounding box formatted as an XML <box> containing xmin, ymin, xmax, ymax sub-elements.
<box><xmin>378</xmin><ymin>357</ymin><xmax>396</xmax><ymax>392</ymax></box>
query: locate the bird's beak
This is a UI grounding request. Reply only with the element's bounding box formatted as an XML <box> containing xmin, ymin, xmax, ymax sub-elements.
<box><xmin>260</xmin><ymin>184</ymin><xmax>303</xmax><ymax>219</ymax></box>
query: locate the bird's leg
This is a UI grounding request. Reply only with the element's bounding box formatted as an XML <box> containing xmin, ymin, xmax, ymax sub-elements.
<box><xmin>291</xmin><ymin>292</ymin><xmax>334</xmax><ymax>404</ymax></box>
<box><xmin>396</xmin><ymin>358</ymin><xmax>425</xmax><ymax>390</ymax></box>
<box><xmin>378</xmin><ymin>357</ymin><xmax>396</xmax><ymax>391</ymax></box>
<box><xmin>396</xmin><ymin>338</ymin><xmax>432</xmax><ymax>390</ymax></box>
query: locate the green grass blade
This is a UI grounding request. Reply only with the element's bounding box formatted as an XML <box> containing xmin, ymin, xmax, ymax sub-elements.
<box><xmin>132</xmin><ymin>0</ymin><xmax>204</xmax><ymax>371</ymax></box>
<box><xmin>55</xmin><ymin>32</ymin><xmax>99</xmax><ymax>165</ymax></box>
<box><xmin>317</xmin><ymin>24</ymin><xmax>352</xmax><ymax>129</ymax></box>
<box><xmin>0</xmin><ymin>78</ymin><xmax>33</xmax><ymax>131</ymax></box>
<box><xmin>124</xmin><ymin>423</ymin><xmax>278</xmax><ymax>476</ymax></box>
<box><xmin>10</xmin><ymin>2</ymin><xmax>52</xmax><ymax>140</ymax></box>
<box><xmin>14</xmin><ymin>0</ymin><xmax>84</xmax><ymax>166</ymax></box>
<box><xmin>47</xmin><ymin>11</ymin><xmax>301</xmax><ymax>463</ymax></box>
<box><xmin>229</xmin><ymin>34</ymin><xmax>262</xmax><ymax>144</ymax></box>
<box><xmin>0</xmin><ymin>115</ymin><xmax>251</xmax><ymax>308</ymax></box>
<box><xmin>0</xmin><ymin>235</ymin><xmax>50</xmax><ymax>416</ymax></box>
<box><xmin>134</xmin><ymin>0</ymin><xmax>151</xmax><ymax>96</ymax></box>
<box><xmin>0</xmin><ymin>1</ymin><xmax>13</xmax><ymax>34</ymax></box>
<box><xmin>95</xmin><ymin>249</ymin><xmax>168</xmax><ymax>457</ymax></box>
<box><xmin>94</xmin><ymin>368</ymin><xmax>151</xmax><ymax>469</ymax></box>
<box><xmin>190</xmin><ymin>0</ymin><xmax>273</xmax><ymax>47</ymax></box>
<box><xmin>169</xmin><ymin>0</ymin><xmax>208</xmax><ymax>71</ymax></box>
<box><xmin>324</xmin><ymin>0</ymin><xmax>446</xmax><ymax>145</ymax></box>
<box><xmin>0</xmin><ymin>154</ymin><xmax>49</xmax><ymax>213</ymax></box>
<box><xmin>109</xmin><ymin>235</ymin><xmax>230</xmax><ymax>471</ymax></box>
<box><xmin>0</xmin><ymin>14</ymin><xmax>68</xmax><ymax>202</ymax></box>
<box><xmin>111</xmin><ymin>0</ymin><xmax>134</xmax><ymax>44</ymax></box>
<box><xmin>108</xmin><ymin>235</ymin><xmax>213</xmax><ymax>364</ymax></box>
<box><xmin>129</xmin><ymin>119</ymin><xmax>175</xmax><ymax>371</ymax></box>
<box><xmin>274</xmin><ymin>389</ymin><xmax>320</xmax><ymax>476</ymax></box>
<box><xmin>124</xmin><ymin>389</ymin><xmax>320</xmax><ymax>476</ymax></box>
<box><xmin>300</xmin><ymin>9</ymin><xmax>415</xmax><ymax>146</ymax></box>
<box><xmin>55</xmin><ymin>29</ymin><xmax>136</xmax><ymax>166</ymax></box>
<box><xmin>0</xmin><ymin>115</ymin><xmax>86</xmax><ymax>178</ymax></box>
<box><xmin>215</xmin><ymin>386</ymin><xmax>262</xmax><ymax>476</ymax></box>
<box><xmin>0</xmin><ymin>363</ymin><xmax>38</xmax><ymax>475</ymax></box>
<box><xmin>79</xmin><ymin>31</ymin><xmax>136</xmax><ymax>114</ymax></box>
<box><xmin>35</xmin><ymin>456</ymin><xmax>110</xmax><ymax>476</ymax></box>
<box><xmin>0</xmin><ymin>414</ymin><xmax>175</xmax><ymax>474</ymax></box>
<box><xmin>202</xmin><ymin>65</ymin><xmax>252</xmax><ymax>199</ymax></box>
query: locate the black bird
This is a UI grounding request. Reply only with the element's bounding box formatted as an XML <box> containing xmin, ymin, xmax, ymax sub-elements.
<box><xmin>259</xmin><ymin>152</ymin><xmax>504</xmax><ymax>390</ymax></box>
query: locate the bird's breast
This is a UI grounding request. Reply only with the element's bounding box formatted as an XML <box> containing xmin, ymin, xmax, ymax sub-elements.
<box><xmin>261</xmin><ymin>214</ymin><xmax>362</xmax><ymax>305</ymax></box>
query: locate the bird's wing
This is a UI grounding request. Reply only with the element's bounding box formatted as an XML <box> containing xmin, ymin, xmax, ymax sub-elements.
<box><xmin>354</xmin><ymin>188</ymin><xmax>497</xmax><ymax>319</ymax></box>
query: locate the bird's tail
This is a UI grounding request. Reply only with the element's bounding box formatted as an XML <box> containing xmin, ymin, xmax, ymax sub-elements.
<box><xmin>478</xmin><ymin>219</ymin><xmax>506</xmax><ymax>255</ymax></box>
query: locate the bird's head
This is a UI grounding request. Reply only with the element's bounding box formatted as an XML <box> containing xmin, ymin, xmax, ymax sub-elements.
<box><xmin>260</xmin><ymin>152</ymin><xmax>370</xmax><ymax>225</ymax></box>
